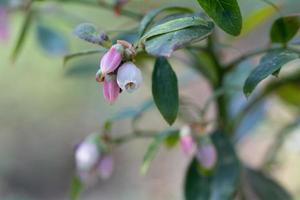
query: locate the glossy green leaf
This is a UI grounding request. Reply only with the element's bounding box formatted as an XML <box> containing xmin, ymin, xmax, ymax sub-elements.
<box><xmin>245</xmin><ymin>168</ymin><xmax>292</xmax><ymax>200</ymax></box>
<box><xmin>243</xmin><ymin>50</ymin><xmax>299</xmax><ymax>96</ymax></box>
<box><xmin>145</xmin><ymin>24</ymin><xmax>213</xmax><ymax>57</ymax></box>
<box><xmin>141</xmin><ymin>129</ymin><xmax>179</xmax><ymax>174</ymax></box>
<box><xmin>210</xmin><ymin>130</ymin><xmax>240</xmax><ymax>200</ymax></box>
<box><xmin>196</xmin><ymin>0</ymin><xmax>242</xmax><ymax>36</ymax></box>
<box><xmin>270</xmin><ymin>15</ymin><xmax>300</xmax><ymax>44</ymax></box>
<box><xmin>11</xmin><ymin>11</ymin><xmax>33</xmax><ymax>62</ymax></box>
<box><xmin>69</xmin><ymin>176</ymin><xmax>83</xmax><ymax>200</ymax></box>
<box><xmin>141</xmin><ymin>15</ymin><xmax>211</xmax><ymax>42</ymax></box>
<box><xmin>152</xmin><ymin>57</ymin><xmax>178</xmax><ymax>125</ymax></box>
<box><xmin>63</xmin><ymin>48</ymin><xmax>107</xmax><ymax>66</ymax></box>
<box><xmin>36</xmin><ymin>24</ymin><xmax>68</xmax><ymax>55</ymax></box>
<box><xmin>185</xmin><ymin>159</ymin><xmax>212</xmax><ymax>200</ymax></box>
<box><xmin>138</xmin><ymin>6</ymin><xmax>193</xmax><ymax>37</ymax></box>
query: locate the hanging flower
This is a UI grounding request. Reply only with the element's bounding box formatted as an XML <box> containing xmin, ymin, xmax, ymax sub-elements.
<box><xmin>100</xmin><ymin>44</ymin><xmax>124</xmax><ymax>74</ymax></box>
<box><xmin>0</xmin><ymin>6</ymin><xmax>9</xmax><ymax>42</ymax></box>
<box><xmin>75</xmin><ymin>141</ymin><xmax>100</xmax><ymax>172</ymax></box>
<box><xmin>97</xmin><ymin>154</ymin><xmax>114</xmax><ymax>180</ymax></box>
<box><xmin>179</xmin><ymin>125</ymin><xmax>196</xmax><ymax>156</ymax></box>
<box><xmin>196</xmin><ymin>142</ymin><xmax>217</xmax><ymax>170</ymax></box>
<box><xmin>117</xmin><ymin>62</ymin><xmax>143</xmax><ymax>93</ymax></box>
<box><xmin>103</xmin><ymin>74</ymin><xmax>120</xmax><ymax>104</ymax></box>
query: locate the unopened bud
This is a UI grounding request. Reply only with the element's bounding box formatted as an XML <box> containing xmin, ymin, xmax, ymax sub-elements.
<box><xmin>97</xmin><ymin>155</ymin><xmax>114</xmax><ymax>180</ymax></box>
<box><xmin>180</xmin><ymin>125</ymin><xmax>196</xmax><ymax>156</ymax></box>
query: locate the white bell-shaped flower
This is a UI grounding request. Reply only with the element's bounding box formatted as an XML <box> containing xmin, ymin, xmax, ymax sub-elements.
<box><xmin>75</xmin><ymin>142</ymin><xmax>100</xmax><ymax>171</ymax></box>
<box><xmin>117</xmin><ymin>62</ymin><xmax>143</xmax><ymax>93</ymax></box>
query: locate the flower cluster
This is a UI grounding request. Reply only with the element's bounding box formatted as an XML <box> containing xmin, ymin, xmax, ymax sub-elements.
<box><xmin>179</xmin><ymin>125</ymin><xmax>217</xmax><ymax>170</ymax></box>
<box><xmin>96</xmin><ymin>40</ymin><xmax>143</xmax><ymax>104</ymax></box>
<box><xmin>75</xmin><ymin>133</ymin><xmax>114</xmax><ymax>185</ymax></box>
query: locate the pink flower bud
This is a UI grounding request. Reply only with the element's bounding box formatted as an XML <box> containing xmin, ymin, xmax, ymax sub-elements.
<box><xmin>0</xmin><ymin>7</ymin><xmax>9</xmax><ymax>42</ymax></box>
<box><xmin>180</xmin><ymin>125</ymin><xmax>196</xmax><ymax>156</ymax></box>
<box><xmin>97</xmin><ymin>155</ymin><xmax>114</xmax><ymax>180</ymax></box>
<box><xmin>75</xmin><ymin>142</ymin><xmax>100</xmax><ymax>171</ymax></box>
<box><xmin>116</xmin><ymin>62</ymin><xmax>143</xmax><ymax>93</ymax></box>
<box><xmin>196</xmin><ymin>143</ymin><xmax>217</xmax><ymax>170</ymax></box>
<box><xmin>100</xmin><ymin>44</ymin><xmax>124</xmax><ymax>74</ymax></box>
<box><xmin>103</xmin><ymin>74</ymin><xmax>120</xmax><ymax>104</ymax></box>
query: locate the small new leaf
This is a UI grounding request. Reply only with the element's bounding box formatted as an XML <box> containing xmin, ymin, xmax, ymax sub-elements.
<box><xmin>243</xmin><ymin>50</ymin><xmax>299</xmax><ymax>97</ymax></box>
<box><xmin>69</xmin><ymin>176</ymin><xmax>83</xmax><ymax>200</ymax></box>
<box><xmin>74</xmin><ymin>23</ymin><xmax>111</xmax><ymax>47</ymax></box>
<box><xmin>152</xmin><ymin>57</ymin><xmax>179</xmax><ymax>125</ymax></box>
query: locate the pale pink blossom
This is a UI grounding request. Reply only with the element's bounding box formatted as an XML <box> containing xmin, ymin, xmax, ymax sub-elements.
<box><xmin>180</xmin><ymin>125</ymin><xmax>196</xmax><ymax>156</ymax></box>
<box><xmin>117</xmin><ymin>62</ymin><xmax>142</xmax><ymax>93</ymax></box>
<box><xmin>196</xmin><ymin>143</ymin><xmax>217</xmax><ymax>169</ymax></box>
<box><xmin>0</xmin><ymin>7</ymin><xmax>9</xmax><ymax>42</ymax></box>
<box><xmin>103</xmin><ymin>74</ymin><xmax>120</xmax><ymax>104</ymax></box>
<box><xmin>100</xmin><ymin>44</ymin><xmax>124</xmax><ymax>74</ymax></box>
<box><xmin>75</xmin><ymin>142</ymin><xmax>100</xmax><ymax>171</ymax></box>
<box><xmin>97</xmin><ymin>155</ymin><xmax>114</xmax><ymax>180</ymax></box>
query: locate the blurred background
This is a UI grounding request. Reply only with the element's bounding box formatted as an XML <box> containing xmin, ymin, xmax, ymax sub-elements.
<box><xmin>1</xmin><ymin>0</ymin><xmax>300</xmax><ymax>199</ymax></box>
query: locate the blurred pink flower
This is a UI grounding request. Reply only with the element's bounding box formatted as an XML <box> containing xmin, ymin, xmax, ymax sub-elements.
<box><xmin>103</xmin><ymin>74</ymin><xmax>120</xmax><ymax>104</ymax></box>
<box><xmin>117</xmin><ymin>62</ymin><xmax>143</xmax><ymax>93</ymax></box>
<box><xmin>97</xmin><ymin>155</ymin><xmax>114</xmax><ymax>180</ymax></box>
<box><xmin>0</xmin><ymin>7</ymin><xmax>9</xmax><ymax>42</ymax></box>
<box><xmin>196</xmin><ymin>143</ymin><xmax>217</xmax><ymax>170</ymax></box>
<box><xmin>179</xmin><ymin>125</ymin><xmax>196</xmax><ymax>156</ymax></box>
<box><xmin>75</xmin><ymin>142</ymin><xmax>100</xmax><ymax>171</ymax></box>
<box><xmin>100</xmin><ymin>44</ymin><xmax>124</xmax><ymax>74</ymax></box>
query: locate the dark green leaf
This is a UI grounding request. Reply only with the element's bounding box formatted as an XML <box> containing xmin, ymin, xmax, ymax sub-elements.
<box><xmin>270</xmin><ymin>15</ymin><xmax>300</xmax><ymax>44</ymax></box>
<box><xmin>63</xmin><ymin>48</ymin><xmax>107</xmax><ymax>66</ymax></box>
<box><xmin>11</xmin><ymin>11</ymin><xmax>33</xmax><ymax>62</ymax></box>
<box><xmin>245</xmin><ymin>168</ymin><xmax>292</xmax><ymax>200</ymax></box>
<box><xmin>141</xmin><ymin>129</ymin><xmax>179</xmax><ymax>174</ymax></box>
<box><xmin>36</xmin><ymin>24</ymin><xmax>68</xmax><ymax>55</ymax></box>
<box><xmin>141</xmin><ymin>15</ymin><xmax>211</xmax><ymax>42</ymax></box>
<box><xmin>210</xmin><ymin>130</ymin><xmax>240</xmax><ymax>200</ymax></box>
<box><xmin>73</xmin><ymin>23</ymin><xmax>111</xmax><ymax>46</ymax></box>
<box><xmin>243</xmin><ymin>50</ymin><xmax>299</xmax><ymax>96</ymax></box>
<box><xmin>145</xmin><ymin>23</ymin><xmax>213</xmax><ymax>57</ymax></box>
<box><xmin>152</xmin><ymin>57</ymin><xmax>178</xmax><ymax>125</ymax></box>
<box><xmin>138</xmin><ymin>6</ymin><xmax>193</xmax><ymax>37</ymax></box>
<box><xmin>184</xmin><ymin>159</ymin><xmax>212</xmax><ymax>200</ymax></box>
<box><xmin>196</xmin><ymin>0</ymin><xmax>242</xmax><ymax>36</ymax></box>
<box><xmin>69</xmin><ymin>176</ymin><xmax>83</xmax><ymax>200</ymax></box>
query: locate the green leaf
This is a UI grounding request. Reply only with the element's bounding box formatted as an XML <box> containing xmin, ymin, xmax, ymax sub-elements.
<box><xmin>184</xmin><ymin>159</ymin><xmax>212</xmax><ymax>200</ymax></box>
<box><xmin>184</xmin><ymin>131</ymin><xmax>239</xmax><ymax>200</ymax></box>
<box><xmin>63</xmin><ymin>48</ymin><xmax>107</xmax><ymax>66</ymax></box>
<box><xmin>11</xmin><ymin>10</ymin><xmax>33</xmax><ymax>62</ymax></box>
<box><xmin>245</xmin><ymin>168</ymin><xmax>292</xmax><ymax>200</ymax></box>
<box><xmin>210</xmin><ymin>130</ymin><xmax>240</xmax><ymax>200</ymax></box>
<box><xmin>138</xmin><ymin>6</ymin><xmax>193</xmax><ymax>37</ymax></box>
<box><xmin>73</xmin><ymin>23</ymin><xmax>111</xmax><ymax>47</ymax></box>
<box><xmin>69</xmin><ymin>176</ymin><xmax>83</xmax><ymax>200</ymax></box>
<box><xmin>270</xmin><ymin>15</ymin><xmax>300</xmax><ymax>44</ymax></box>
<box><xmin>36</xmin><ymin>24</ymin><xmax>68</xmax><ymax>55</ymax></box>
<box><xmin>152</xmin><ymin>57</ymin><xmax>178</xmax><ymax>125</ymax></box>
<box><xmin>145</xmin><ymin>23</ymin><xmax>213</xmax><ymax>57</ymax></box>
<box><xmin>243</xmin><ymin>50</ymin><xmax>299</xmax><ymax>96</ymax></box>
<box><xmin>141</xmin><ymin>129</ymin><xmax>179</xmax><ymax>174</ymax></box>
<box><xmin>141</xmin><ymin>15</ymin><xmax>211</xmax><ymax>42</ymax></box>
<box><xmin>196</xmin><ymin>0</ymin><xmax>242</xmax><ymax>36</ymax></box>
